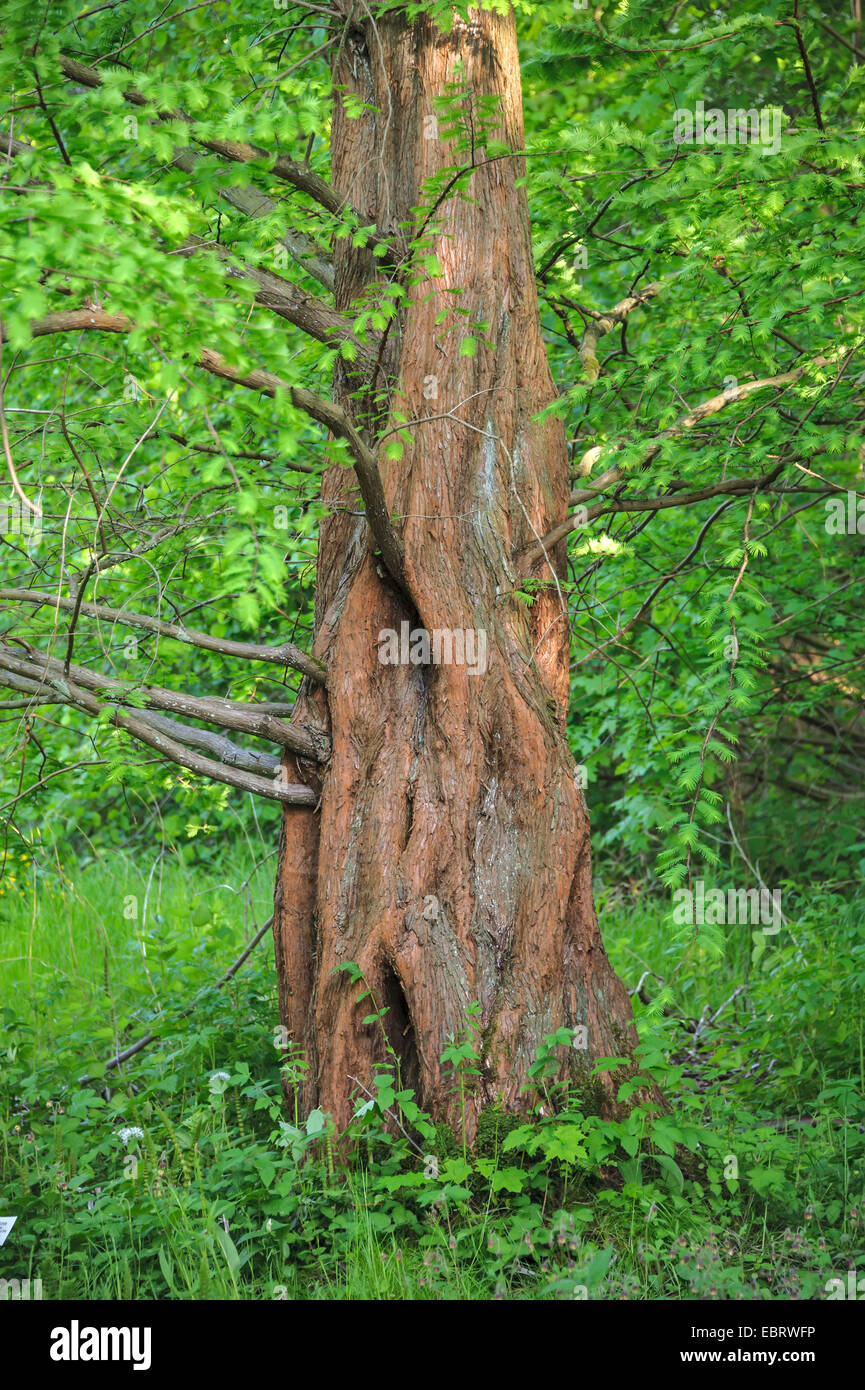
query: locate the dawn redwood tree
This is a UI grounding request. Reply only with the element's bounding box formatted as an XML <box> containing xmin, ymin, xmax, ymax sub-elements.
<box><xmin>272</xmin><ymin>5</ymin><xmax>644</xmax><ymax>1131</ymax></box>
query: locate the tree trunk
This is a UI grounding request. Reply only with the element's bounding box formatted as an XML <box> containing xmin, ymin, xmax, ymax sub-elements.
<box><xmin>273</xmin><ymin>5</ymin><xmax>644</xmax><ymax>1137</ymax></box>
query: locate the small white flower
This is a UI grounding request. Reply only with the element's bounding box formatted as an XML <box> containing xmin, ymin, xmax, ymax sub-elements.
<box><xmin>116</xmin><ymin>1126</ymin><xmax>144</xmax><ymax>1148</ymax></box>
<box><xmin>208</xmin><ymin>1070</ymin><xmax>232</xmax><ymax>1095</ymax></box>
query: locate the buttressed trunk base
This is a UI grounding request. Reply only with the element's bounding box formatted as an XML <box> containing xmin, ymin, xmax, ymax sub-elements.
<box><xmin>273</xmin><ymin>6</ymin><xmax>647</xmax><ymax>1138</ymax></box>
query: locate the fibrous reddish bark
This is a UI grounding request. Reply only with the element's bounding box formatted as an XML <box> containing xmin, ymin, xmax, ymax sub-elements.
<box><xmin>273</xmin><ymin>5</ymin><xmax>645</xmax><ymax>1136</ymax></box>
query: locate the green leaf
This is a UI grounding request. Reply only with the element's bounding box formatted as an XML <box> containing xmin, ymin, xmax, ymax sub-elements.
<box><xmin>654</xmin><ymin>1154</ymin><xmax>685</xmax><ymax>1193</ymax></box>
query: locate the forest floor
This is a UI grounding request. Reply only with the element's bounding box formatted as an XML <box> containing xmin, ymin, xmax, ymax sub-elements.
<box><xmin>1</xmin><ymin>848</ymin><xmax>862</xmax><ymax>1300</ymax></box>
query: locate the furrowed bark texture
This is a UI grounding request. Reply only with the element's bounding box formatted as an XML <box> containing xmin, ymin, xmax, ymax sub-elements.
<box><xmin>273</xmin><ymin>7</ymin><xmax>644</xmax><ymax>1134</ymax></box>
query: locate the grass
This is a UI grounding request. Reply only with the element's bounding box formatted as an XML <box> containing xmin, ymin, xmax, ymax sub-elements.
<box><xmin>1</xmin><ymin>846</ymin><xmax>863</xmax><ymax>1300</ymax></box>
